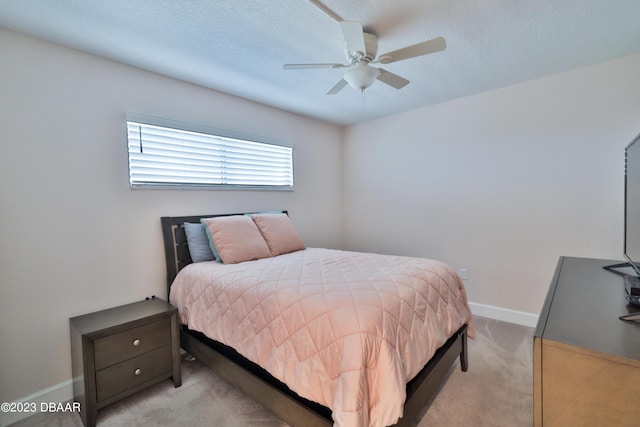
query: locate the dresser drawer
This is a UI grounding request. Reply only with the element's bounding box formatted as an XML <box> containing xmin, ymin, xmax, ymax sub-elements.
<box><xmin>95</xmin><ymin>345</ymin><xmax>172</xmax><ymax>402</ymax></box>
<box><xmin>94</xmin><ymin>317</ymin><xmax>171</xmax><ymax>369</ymax></box>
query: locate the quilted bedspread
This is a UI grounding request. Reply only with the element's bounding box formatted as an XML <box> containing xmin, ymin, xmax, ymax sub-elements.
<box><xmin>169</xmin><ymin>248</ymin><xmax>473</xmax><ymax>427</ymax></box>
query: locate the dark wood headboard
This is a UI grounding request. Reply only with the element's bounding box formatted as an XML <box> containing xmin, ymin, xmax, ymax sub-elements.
<box><xmin>160</xmin><ymin>211</ymin><xmax>287</xmax><ymax>299</ymax></box>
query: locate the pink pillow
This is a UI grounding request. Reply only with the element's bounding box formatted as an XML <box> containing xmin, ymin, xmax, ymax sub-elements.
<box><xmin>251</xmin><ymin>213</ymin><xmax>305</xmax><ymax>256</ymax></box>
<box><xmin>201</xmin><ymin>216</ymin><xmax>272</xmax><ymax>264</ymax></box>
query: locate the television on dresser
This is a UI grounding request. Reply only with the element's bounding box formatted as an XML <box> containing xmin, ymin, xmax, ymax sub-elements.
<box><xmin>604</xmin><ymin>132</ymin><xmax>640</xmax><ymax>316</ymax></box>
<box><xmin>623</xmin><ymin>132</ymin><xmax>640</xmax><ymax>278</ymax></box>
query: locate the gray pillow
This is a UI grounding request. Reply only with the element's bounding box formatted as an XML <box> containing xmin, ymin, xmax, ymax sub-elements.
<box><xmin>183</xmin><ymin>222</ymin><xmax>217</xmax><ymax>262</ymax></box>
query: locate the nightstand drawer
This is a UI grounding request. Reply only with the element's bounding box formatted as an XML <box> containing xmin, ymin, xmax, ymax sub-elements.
<box><xmin>95</xmin><ymin>345</ymin><xmax>172</xmax><ymax>402</ymax></box>
<box><xmin>94</xmin><ymin>317</ymin><xmax>171</xmax><ymax>369</ymax></box>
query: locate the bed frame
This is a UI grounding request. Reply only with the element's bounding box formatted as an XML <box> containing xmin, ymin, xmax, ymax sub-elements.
<box><xmin>161</xmin><ymin>213</ymin><xmax>468</xmax><ymax>427</ymax></box>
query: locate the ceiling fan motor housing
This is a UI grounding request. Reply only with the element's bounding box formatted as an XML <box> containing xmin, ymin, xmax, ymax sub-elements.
<box><xmin>345</xmin><ymin>32</ymin><xmax>378</xmax><ymax>62</ymax></box>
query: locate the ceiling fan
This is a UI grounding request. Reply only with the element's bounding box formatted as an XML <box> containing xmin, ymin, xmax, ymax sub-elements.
<box><xmin>283</xmin><ymin>21</ymin><xmax>446</xmax><ymax>95</ymax></box>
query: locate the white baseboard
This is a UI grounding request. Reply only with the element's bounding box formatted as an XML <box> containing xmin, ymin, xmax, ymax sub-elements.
<box><xmin>468</xmin><ymin>301</ymin><xmax>539</xmax><ymax>328</ymax></box>
<box><xmin>0</xmin><ymin>379</ymin><xmax>74</xmax><ymax>427</ymax></box>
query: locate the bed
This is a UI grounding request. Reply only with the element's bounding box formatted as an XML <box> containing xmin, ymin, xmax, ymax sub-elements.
<box><xmin>161</xmin><ymin>212</ymin><xmax>473</xmax><ymax>427</ymax></box>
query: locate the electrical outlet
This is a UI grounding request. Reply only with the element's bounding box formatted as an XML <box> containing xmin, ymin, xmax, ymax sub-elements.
<box><xmin>458</xmin><ymin>268</ymin><xmax>468</xmax><ymax>280</ymax></box>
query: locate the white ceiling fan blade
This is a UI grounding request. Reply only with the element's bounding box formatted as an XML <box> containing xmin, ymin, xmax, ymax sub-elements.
<box><xmin>327</xmin><ymin>79</ymin><xmax>348</xmax><ymax>95</ymax></box>
<box><xmin>340</xmin><ymin>21</ymin><xmax>366</xmax><ymax>57</ymax></box>
<box><xmin>283</xmin><ymin>63</ymin><xmax>347</xmax><ymax>69</ymax></box>
<box><xmin>376</xmin><ymin>68</ymin><xmax>410</xmax><ymax>89</ymax></box>
<box><xmin>378</xmin><ymin>37</ymin><xmax>446</xmax><ymax>64</ymax></box>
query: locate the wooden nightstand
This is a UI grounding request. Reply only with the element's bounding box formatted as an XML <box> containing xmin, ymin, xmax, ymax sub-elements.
<box><xmin>70</xmin><ymin>297</ymin><xmax>181</xmax><ymax>427</ymax></box>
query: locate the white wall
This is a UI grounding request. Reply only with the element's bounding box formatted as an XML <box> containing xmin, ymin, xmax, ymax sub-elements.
<box><xmin>0</xmin><ymin>28</ymin><xmax>343</xmax><ymax>415</ymax></box>
<box><xmin>343</xmin><ymin>53</ymin><xmax>640</xmax><ymax>316</ymax></box>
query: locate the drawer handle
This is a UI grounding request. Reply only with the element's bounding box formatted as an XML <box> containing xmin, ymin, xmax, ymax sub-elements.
<box><xmin>134</xmin><ymin>368</ymin><xmax>142</xmax><ymax>376</ymax></box>
<box><xmin>132</xmin><ymin>339</ymin><xmax>141</xmax><ymax>346</ymax></box>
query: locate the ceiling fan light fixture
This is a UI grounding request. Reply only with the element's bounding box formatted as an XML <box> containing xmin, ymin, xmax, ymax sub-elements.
<box><xmin>343</xmin><ymin>63</ymin><xmax>380</xmax><ymax>91</ymax></box>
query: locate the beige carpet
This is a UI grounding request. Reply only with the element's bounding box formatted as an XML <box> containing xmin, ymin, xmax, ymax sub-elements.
<box><xmin>12</xmin><ymin>316</ymin><xmax>533</xmax><ymax>426</ymax></box>
<box><xmin>418</xmin><ymin>317</ymin><xmax>534</xmax><ymax>426</ymax></box>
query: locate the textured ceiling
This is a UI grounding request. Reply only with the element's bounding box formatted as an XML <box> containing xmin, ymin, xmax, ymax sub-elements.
<box><xmin>1</xmin><ymin>0</ymin><xmax>639</xmax><ymax>125</ymax></box>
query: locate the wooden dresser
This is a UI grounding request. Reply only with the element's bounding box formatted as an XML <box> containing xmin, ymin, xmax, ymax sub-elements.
<box><xmin>70</xmin><ymin>297</ymin><xmax>181</xmax><ymax>427</ymax></box>
<box><xmin>534</xmin><ymin>257</ymin><xmax>640</xmax><ymax>426</ymax></box>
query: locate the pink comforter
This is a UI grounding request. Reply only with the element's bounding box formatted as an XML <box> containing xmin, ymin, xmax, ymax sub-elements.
<box><xmin>170</xmin><ymin>248</ymin><xmax>473</xmax><ymax>427</ymax></box>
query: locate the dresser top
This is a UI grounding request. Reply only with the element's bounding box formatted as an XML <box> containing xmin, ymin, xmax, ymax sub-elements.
<box><xmin>536</xmin><ymin>256</ymin><xmax>640</xmax><ymax>361</ymax></box>
<box><xmin>69</xmin><ymin>298</ymin><xmax>176</xmax><ymax>336</ymax></box>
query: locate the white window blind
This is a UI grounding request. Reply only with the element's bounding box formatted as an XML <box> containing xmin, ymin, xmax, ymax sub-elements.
<box><xmin>126</xmin><ymin>117</ymin><xmax>293</xmax><ymax>190</ymax></box>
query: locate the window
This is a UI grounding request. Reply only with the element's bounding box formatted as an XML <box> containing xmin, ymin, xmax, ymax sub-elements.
<box><xmin>126</xmin><ymin>114</ymin><xmax>293</xmax><ymax>190</ymax></box>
